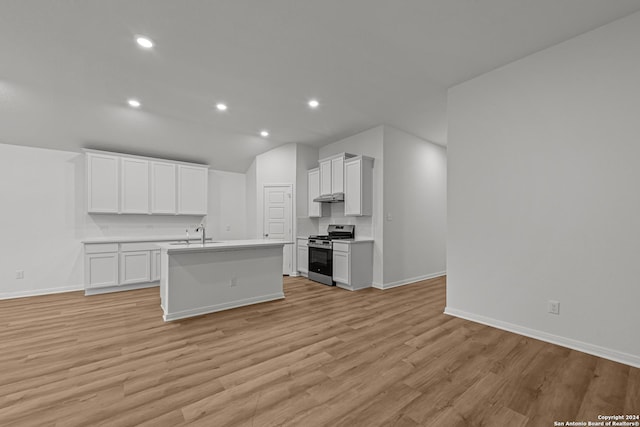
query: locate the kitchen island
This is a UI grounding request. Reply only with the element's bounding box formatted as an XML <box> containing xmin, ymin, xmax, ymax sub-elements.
<box><xmin>157</xmin><ymin>239</ymin><xmax>289</xmax><ymax>321</ymax></box>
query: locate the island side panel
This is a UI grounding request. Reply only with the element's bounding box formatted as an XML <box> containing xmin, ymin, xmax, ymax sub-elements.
<box><xmin>160</xmin><ymin>248</ymin><xmax>169</xmax><ymax>313</ymax></box>
<box><xmin>163</xmin><ymin>246</ymin><xmax>284</xmax><ymax>321</ymax></box>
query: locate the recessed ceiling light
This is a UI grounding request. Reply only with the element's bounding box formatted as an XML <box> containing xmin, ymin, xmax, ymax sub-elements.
<box><xmin>216</xmin><ymin>103</ymin><xmax>228</xmax><ymax>112</ymax></box>
<box><xmin>127</xmin><ymin>98</ymin><xmax>141</xmax><ymax>108</ymax></box>
<box><xmin>136</xmin><ymin>36</ymin><xmax>154</xmax><ymax>49</ymax></box>
<box><xmin>260</xmin><ymin>130</ymin><xmax>269</xmax><ymax>138</ymax></box>
<box><xmin>308</xmin><ymin>99</ymin><xmax>319</xmax><ymax>109</ymax></box>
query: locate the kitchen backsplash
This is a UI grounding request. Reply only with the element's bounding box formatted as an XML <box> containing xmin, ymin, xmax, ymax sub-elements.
<box><xmin>83</xmin><ymin>214</ymin><xmax>206</xmax><ymax>239</ymax></box>
<box><xmin>318</xmin><ymin>203</ymin><xmax>373</xmax><ymax>239</ymax></box>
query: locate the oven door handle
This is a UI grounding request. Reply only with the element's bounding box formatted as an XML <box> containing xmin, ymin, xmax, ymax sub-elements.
<box><xmin>308</xmin><ymin>243</ymin><xmax>332</xmax><ymax>250</ymax></box>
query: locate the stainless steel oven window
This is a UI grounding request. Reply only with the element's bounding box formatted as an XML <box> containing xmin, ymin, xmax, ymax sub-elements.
<box><xmin>308</xmin><ymin>246</ymin><xmax>332</xmax><ymax>276</ymax></box>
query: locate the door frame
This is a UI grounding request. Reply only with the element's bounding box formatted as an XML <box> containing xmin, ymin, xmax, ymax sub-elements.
<box><xmin>261</xmin><ymin>183</ymin><xmax>295</xmax><ymax>275</ymax></box>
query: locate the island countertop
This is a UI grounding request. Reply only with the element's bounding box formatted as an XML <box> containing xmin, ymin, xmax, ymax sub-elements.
<box><xmin>157</xmin><ymin>239</ymin><xmax>292</xmax><ymax>253</ymax></box>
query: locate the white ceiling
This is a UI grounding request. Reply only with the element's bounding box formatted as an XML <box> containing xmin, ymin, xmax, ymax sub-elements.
<box><xmin>1</xmin><ymin>1</ymin><xmax>640</xmax><ymax>172</ymax></box>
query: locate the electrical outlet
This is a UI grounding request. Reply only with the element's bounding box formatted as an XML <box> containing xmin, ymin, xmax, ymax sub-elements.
<box><xmin>386</xmin><ymin>213</ymin><xmax>393</xmax><ymax>221</ymax></box>
<box><xmin>226</xmin><ymin>225</ymin><xmax>231</xmax><ymax>231</ymax></box>
<box><xmin>231</xmin><ymin>277</ymin><xmax>237</xmax><ymax>287</ymax></box>
<box><xmin>16</xmin><ymin>270</ymin><xmax>24</xmax><ymax>279</ymax></box>
<box><xmin>548</xmin><ymin>300</ymin><xmax>560</xmax><ymax>315</ymax></box>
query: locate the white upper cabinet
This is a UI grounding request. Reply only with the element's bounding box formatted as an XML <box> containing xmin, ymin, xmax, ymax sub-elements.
<box><xmin>121</xmin><ymin>158</ymin><xmax>150</xmax><ymax>214</ymax></box>
<box><xmin>318</xmin><ymin>153</ymin><xmax>356</xmax><ymax>196</ymax></box>
<box><xmin>308</xmin><ymin>168</ymin><xmax>321</xmax><ymax>218</ymax></box>
<box><xmin>85</xmin><ymin>150</ymin><xmax>208</xmax><ymax>216</ymax></box>
<box><xmin>87</xmin><ymin>152</ymin><xmax>119</xmax><ymax>213</ymax></box>
<box><xmin>178</xmin><ymin>165</ymin><xmax>208</xmax><ymax>215</ymax></box>
<box><xmin>331</xmin><ymin>156</ymin><xmax>344</xmax><ymax>194</ymax></box>
<box><xmin>344</xmin><ymin>156</ymin><xmax>374</xmax><ymax>216</ymax></box>
<box><xmin>319</xmin><ymin>159</ymin><xmax>332</xmax><ymax>196</ymax></box>
<box><xmin>151</xmin><ymin>161</ymin><xmax>176</xmax><ymax>214</ymax></box>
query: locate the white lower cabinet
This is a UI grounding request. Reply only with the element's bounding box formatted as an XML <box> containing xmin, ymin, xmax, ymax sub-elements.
<box><xmin>332</xmin><ymin>250</ymin><xmax>349</xmax><ymax>284</ymax></box>
<box><xmin>84</xmin><ymin>242</ymin><xmax>168</xmax><ymax>294</ymax></box>
<box><xmin>84</xmin><ymin>243</ymin><xmax>119</xmax><ymax>289</ymax></box>
<box><xmin>120</xmin><ymin>250</ymin><xmax>151</xmax><ymax>285</ymax></box>
<box><xmin>332</xmin><ymin>241</ymin><xmax>373</xmax><ymax>291</ymax></box>
<box><xmin>151</xmin><ymin>250</ymin><xmax>161</xmax><ymax>282</ymax></box>
<box><xmin>297</xmin><ymin>238</ymin><xmax>308</xmax><ymax>275</ymax></box>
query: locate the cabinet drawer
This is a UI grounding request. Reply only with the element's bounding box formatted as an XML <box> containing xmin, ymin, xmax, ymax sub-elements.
<box><xmin>332</xmin><ymin>242</ymin><xmax>349</xmax><ymax>253</ymax></box>
<box><xmin>85</xmin><ymin>243</ymin><xmax>119</xmax><ymax>254</ymax></box>
<box><xmin>120</xmin><ymin>242</ymin><xmax>161</xmax><ymax>252</ymax></box>
<box><xmin>297</xmin><ymin>238</ymin><xmax>308</xmax><ymax>248</ymax></box>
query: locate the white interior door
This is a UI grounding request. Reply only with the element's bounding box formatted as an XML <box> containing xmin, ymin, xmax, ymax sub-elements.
<box><xmin>263</xmin><ymin>185</ymin><xmax>293</xmax><ymax>275</ymax></box>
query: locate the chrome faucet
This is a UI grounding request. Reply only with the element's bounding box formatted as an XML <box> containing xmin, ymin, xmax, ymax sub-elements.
<box><xmin>195</xmin><ymin>224</ymin><xmax>206</xmax><ymax>245</ymax></box>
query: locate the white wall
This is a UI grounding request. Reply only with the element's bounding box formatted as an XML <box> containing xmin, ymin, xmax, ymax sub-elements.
<box><xmin>383</xmin><ymin>127</ymin><xmax>447</xmax><ymax>287</ymax></box>
<box><xmin>0</xmin><ymin>143</ymin><xmax>247</xmax><ymax>299</ymax></box>
<box><xmin>319</xmin><ymin>126</ymin><xmax>384</xmax><ymax>286</ymax></box>
<box><xmin>447</xmin><ymin>11</ymin><xmax>640</xmax><ymax>367</ymax></box>
<box><xmin>255</xmin><ymin>143</ymin><xmax>297</xmax><ymax>237</ymax></box>
<box><xmin>0</xmin><ymin>144</ymin><xmax>85</xmax><ymax>298</ymax></box>
<box><xmin>254</xmin><ymin>143</ymin><xmax>298</xmax><ymax>274</ymax></box>
<box><xmin>245</xmin><ymin>159</ymin><xmax>257</xmax><ymax>239</ymax></box>
<box><xmin>207</xmin><ymin>170</ymin><xmax>247</xmax><ymax>241</ymax></box>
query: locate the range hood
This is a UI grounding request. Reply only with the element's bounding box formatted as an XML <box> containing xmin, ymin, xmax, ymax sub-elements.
<box><xmin>313</xmin><ymin>192</ymin><xmax>344</xmax><ymax>203</ymax></box>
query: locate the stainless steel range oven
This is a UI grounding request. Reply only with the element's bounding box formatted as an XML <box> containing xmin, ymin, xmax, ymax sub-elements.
<box><xmin>308</xmin><ymin>225</ymin><xmax>355</xmax><ymax>286</ymax></box>
<box><xmin>308</xmin><ymin>238</ymin><xmax>333</xmax><ymax>285</ymax></box>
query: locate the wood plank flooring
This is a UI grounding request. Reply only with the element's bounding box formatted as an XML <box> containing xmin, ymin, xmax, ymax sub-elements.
<box><xmin>0</xmin><ymin>276</ymin><xmax>638</xmax><ymax>426</ymax></box>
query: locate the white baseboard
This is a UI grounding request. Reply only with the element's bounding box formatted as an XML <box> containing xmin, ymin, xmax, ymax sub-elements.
<box><xmin>373</xmin><ymin>271</ymin><xmax>446</xmax><ymax>290</ymax></box>
<box><xmin>85</xmin><ymin>282</ymin><xmax>159</xmax><ymax>296</ymax></box>
<box><xmin>0</xmin><ymin>284</ymin><xmax>84</xmax><ymax>300</ymax></box>
<box><xmin>336</xmin><ymin>282</ymin><xmax>371</xmax><ymax>291</ymax></box>
<box><xmin>444</xmin><ymin>307</ymin><xmax>640</xmax><ymax>369</ymax></box>
<box><xmin>163</xmin><ymin>292</ymin><xmax>285</xmax><ymax>322</ymax></box>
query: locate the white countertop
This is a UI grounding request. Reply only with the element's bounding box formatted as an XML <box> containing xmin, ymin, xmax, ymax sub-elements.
<box><xmin>157</xmin><ymin>239</ymin><xmax>292</xmax><ymax>253</ymax></box>
<box><xmin>82</xmin><ymin>235</ymin><xmax>212</xmax><ymax>244</ymax></box>
<box><xmin>296</xmin><ymin>236</ymin><xmax>374</xmax><ymax>244</ymax></box>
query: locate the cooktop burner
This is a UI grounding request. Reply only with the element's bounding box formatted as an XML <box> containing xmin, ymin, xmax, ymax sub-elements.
<box><xmin>309</xmin><ymin>225</ymin><xmax>355</xmax><ymax>241</ymax></box>
<box><xmin>309</xmin><ymin>235</ymin><xmax>330</xmax><ymax>240</ymax></box>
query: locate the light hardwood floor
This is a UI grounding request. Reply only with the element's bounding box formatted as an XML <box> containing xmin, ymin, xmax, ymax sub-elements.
<box><xmin>0</xmin><ymin>276</ymin><xmax>638</xmax><ymax>426</ymax></box>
